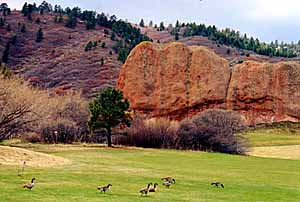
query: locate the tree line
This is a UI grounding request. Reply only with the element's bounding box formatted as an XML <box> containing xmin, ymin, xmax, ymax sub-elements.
<box><xmin>51</xmin><ymin>2</ymin><xmax>150</xmax><ymax>63</ymax></box>
<box><xmin>140</xmin><ymin>17</ymin><xmax>299</xmax><ymax>58</ymax></box>
<box><xmin>182</xmin><ymin>22</ymin><xmax>297</xmax><ymax>58</ymax></box>
<box><xmin>19</xmin><ymin>1</ymin><xmax>150</xmax><ymax>63</ymax></box>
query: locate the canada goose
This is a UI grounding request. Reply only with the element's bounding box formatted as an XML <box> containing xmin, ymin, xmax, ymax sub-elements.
<box><xmin>23</xmin><ymin>178</ymin><xmax>35</xmax><ymax>190</ymax></box>
<box><xmin>161</xmin><ymin>177</ymin><xmax>175</xmax><ymax>184</ymax></box>
<box><xmin>97</xmin><ymin>184</ymin><xmax>112</xmax><ymax>193</ymax></box>
<box><xmin>211</xmin><ymin>182</ymin><xmax>224</xmax><ymax>188</ymax></box>
<box><xmin>162</xmin><ymin>180</ymin><xmax>172</xmax><ymax>188</ymax></box>
<box><xmin>139</xmin><ymin>183</ymin><xmax>152</xmax><ymax>196</ymax></box>
<box><xmin>149</xmin><ymin>183</ymin><xmax>158</xmax><ymax>192</ymax></box>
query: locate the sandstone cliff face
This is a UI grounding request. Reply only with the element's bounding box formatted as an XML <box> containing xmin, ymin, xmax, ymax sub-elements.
<box><xmin>228</xmin><ymin>61</ymin><xmax>300</xmax><ymax>124</ymax></box>
<box><xmin>118</xmin><ymin>42</ymin><xmax>300</xmax><ymax>124</ymax></box>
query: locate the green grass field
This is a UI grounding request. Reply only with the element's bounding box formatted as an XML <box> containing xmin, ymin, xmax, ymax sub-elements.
<box><xmin>244</xmin><ymin>128</ymin><xmax>300</xmax><ymax>146</ymax></box>
<box><xmin>0</xmin><ymin>141</ymin><xmax>300</xmax><ymax>202</ymax></box>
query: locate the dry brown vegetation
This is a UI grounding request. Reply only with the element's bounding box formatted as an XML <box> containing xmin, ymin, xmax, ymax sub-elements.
<box><xmin>248</xmin><ymin>145</ymin><xmax>300</xmax><ymax>160</ymax></box>
<box><xmin>0</xmin><ymin>74</ymin><xmax>89</xmax><ymax>143</ymax></box>
<box><xmin>115</xmin><ymin>110</ymin><xmax>248</xmax><ymax>154</ymax></box>
<box><xmin>114</xmin><ymin>116</ymin><xmax>178</xmax><ymax>148</ymax></box>
<box><xmin>0</xmin><ymin>145</ymin><xmax>70</xmax><ymax>167</ymax></box>
<box><xmin>0</xmin><ymin>73</ymin><xmax>248</xmax><ymax>154</ymax></box>
<box><xmin>176</xmin><ymin>109</ymin><xmax>248</xmax><ymax>154</ymax></box>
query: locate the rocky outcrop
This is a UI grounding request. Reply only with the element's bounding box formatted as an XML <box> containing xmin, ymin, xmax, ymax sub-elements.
<box><xmin>117</xmin><ymin>42</ymin><xmax>300</xmax><ymax>124</ymax></box>
<box><xmin>227</xmin><ymin>61</ymin><xmax>300</xmax><ymax>124</ymax></box>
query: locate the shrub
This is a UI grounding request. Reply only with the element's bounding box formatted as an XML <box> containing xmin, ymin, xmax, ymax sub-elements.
<box><xmin>104</xmin><ymin>29</ymin><xmax>109</xmax><ymax>35</ymax></box>
<box><xmin>37</xmin><ymin>93</ymin><xmax>89</xmax><ymax>143</ymax></box>
<box><xmin>40</xmin><ymin>123</ymin><xmax>78</xmax><ymax>144</ymax></box>
<box><xmin>176</xmin><ymin>109</ymin><xmax>248</xmax><ymax>154</ymax></box>
<box><xmin>114</xmin><ymin>116</ymin><xmax>177</xmax><ymax>148</ymax></box>
<box><xmin>20</xmin><ymin>24</ymin><xmax>26</xmax><ymax>33</ymax></box>
<box><xmin>175</xmin><ymin>120</ymin><xmax>201</xmax><ymax>150</ymax></box>
<box><xmin>85</xmin><ymin>41</ymin><xmax>93</xmax><ymax>51</ymax></box>
<box><xmin>21</xmin><ymin>132</ymin><xmax>41</xmax><ymax>143</ymax></box>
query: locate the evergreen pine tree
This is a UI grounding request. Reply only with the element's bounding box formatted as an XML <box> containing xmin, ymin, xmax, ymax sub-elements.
<box><xmin>2</xmin><ymin>42</ymin><xmax>10</xmax><ymax>63</ymax></box>
<box><xmin>139</xmin><ymin>19</ymin><xmax>145</xmax><ymax>27</ymax></box>
<box><xmin>21</xmin><ymin>2</ymin><xmax>28</xmax><ymax>16</ymax></box>
<box><xmin>149</xmin><ymin>20</ymin><xmax>153</xmax><ymax>27</ymax></box>
<box><xmin>36</xmin><ymin>18</ymin><xmax>41</xmax><ymax>24</ymax></box>
<box><xmin>100</xmin><ymin>57</ymin><xmax>104</xmax><ymax>66</ymax></box>
<box><xmin>175</xmin><ymin>32</ymin><xmax>179</xmax><ymax>41</ymax></box>
<box><xmin>0</xmin><ymin>17</ymin><xmax>5</xmax><ymax>27</ymax></box>
<box><xmin>20</xmin><ymin>24</ymin><xmax>26</xmax><ymax>33</ymax></box>
<box><xmin>175</xmin><ymin>20</ymin><xmax>180</xmax><ymax>28</ymax></box>
<box><xmin>36</xmin><ymin>28</ymin><xmax>44</xmax><ymax>42</ymax></box>
<box><xmin>159</xmin><ymin>22</ymin><xmax>165</xmax><ymax>31</ymax></box>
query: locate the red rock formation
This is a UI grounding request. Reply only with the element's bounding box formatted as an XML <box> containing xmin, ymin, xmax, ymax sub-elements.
<box><xmin>227</xmin><ymin>61</ymin><xmax>300</xmax><ymax>124</ymax></box>
<box><xmin>117</xmin><ymin>42</ymin><xmax>300</xmax><ymax>124</ymax></box>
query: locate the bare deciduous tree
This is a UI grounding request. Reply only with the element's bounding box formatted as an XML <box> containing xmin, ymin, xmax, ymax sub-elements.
<box><xmin>0</xmin><ymin>83</ymin><xmax>35</xmax><ymax>141</ymax></box>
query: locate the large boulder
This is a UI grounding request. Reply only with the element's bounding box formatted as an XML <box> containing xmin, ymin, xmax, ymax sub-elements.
<box><xmin>118</xmin><ymin>42</ymin><xmax>230</xmax><ymax>118</ymax></box>
<box><xmin>227</xmin><ymin>61</ymin><xmax>300</xmax><ymax>124</ymax></box>
<box><xmin>117</xmin><ymin>42</ymin><xmax>300</xmax><ymax>124</ymax></box>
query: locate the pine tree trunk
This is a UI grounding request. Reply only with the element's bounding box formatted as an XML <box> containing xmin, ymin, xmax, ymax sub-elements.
<box><xmin>107</xmin><ymin>128</ymin><xmax>112</xmax><ymax>147</ymax></box>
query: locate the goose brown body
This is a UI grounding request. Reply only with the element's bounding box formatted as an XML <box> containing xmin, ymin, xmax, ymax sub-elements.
<box><xmin>23</xmin><ymin>178</ymin><xmax>35</xmax><ymax>190</ymax></box>
<box><xmin>139</xmin><ymin>183</ymin><xmax>152</xmax><ymax>196</ymax></box>
<box><xmin>97</xmin><ymin>184</ymin><xmax>112</xmax><ymax>193</ymax></box>
<box><xmin>162</xmin><ymin>180</ymin><xmax>172</xmax><ymax>188</ymax></box>
<box><xmin>149</xmin><ymin>183</ymin><xmax>158</xmax><ymax>192</ymax></box>
<box><xmin>161</xmin><ymin>176</ymin><xmax>176</xmax><ymax>184</ymax></box>
<box><xmin>211</xmin><ymin>182</ymin><xmax>224</xmax><ymax>188</ymax></box>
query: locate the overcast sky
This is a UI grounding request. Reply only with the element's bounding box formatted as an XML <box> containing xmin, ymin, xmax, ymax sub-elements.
<box><xmin>7</xmin><ymin>0</ymin><xmax>300</xmax><ymax>42</ymax></box>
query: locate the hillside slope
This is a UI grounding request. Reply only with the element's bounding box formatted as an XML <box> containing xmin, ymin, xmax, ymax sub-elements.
<box><xmin>1</xmin><ymin>10</ymin><xmax>300</xmax><ymax>98</ymax></box>
<box><xmin>139</xmin><ymin>26</ymin><xmax>300</xmax><ymax>63</ymax></box>
<box><xmin>1</xmin><ymin>11</ymin><xmax>121</xmax><ymax>97</ymax></box>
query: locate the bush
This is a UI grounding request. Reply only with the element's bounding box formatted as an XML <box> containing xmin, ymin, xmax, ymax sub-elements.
<box><xmin>114</xmin><ymin>116</ymin><xmax>177</xmax><ymax>148</ymax></box>
<box><xmin>21</xmin><ymin>132</ymin><xmax>41</xmax><ymax>143</ymax></box>
<box><xmin>176</xmin><ymin>109</ymin><xmax>248</xmax><ymax>154</ymax></box>
<box><xmin>40</xmin><ymin>123</ymin><xmax>79</xmax><ymax>144</ymax></box>
<box><xmin>175</xmin><ymin>120</ymin><xmax>204</xmax><ymax>150</ymax></box>
<box><xmin>114</xmin><ymin>110</ymin><xmax>248</xmax><ymax>154</ymax></box>
<box><xmin>37</xmin><ymin>93</ymin><xmax>89</xmax><ymax>144</ymax></box>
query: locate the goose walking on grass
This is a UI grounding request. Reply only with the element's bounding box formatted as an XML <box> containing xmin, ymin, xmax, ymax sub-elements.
<box><xmin>139</xmin><ymin>183</ymin><xmax>152</xmax><ymax>196</ymax></box>
<box><xmin>23</xmin><ymin>178</ymin><xmax>35</xmax><ymax>190</ymax></box>
<box><xmin>161</xmin><ymin>176</ymin><xmax>176</xmax><ymax>184</ymax></box>
<box><xmin>211</xmin><ymin>182</ymin><xmax>224</xmax><ymax>188</ymax></box>
<box><xmin>97</xmin><ymin>184</ymin><xmax>112</xmax><ymax>193</ymax></box>
<box><xmin>149</xmin><ymin>183</ymin><xmax>158</xmax><ymax>193</ymax></box>
<box><xmin>162</xmin><ymin>180</ymin><xmax>172</xmax><ymax>189</ymax></box>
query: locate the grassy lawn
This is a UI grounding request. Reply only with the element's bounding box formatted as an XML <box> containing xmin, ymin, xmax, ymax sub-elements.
<box><xmin>0</xmin><ymin>144</ymin><xmax>300</xmax><ymax>202</ymax></box>
<box><xmin>244</xmin><ymin>128</ymin><xmax>300</xmax><ymax>147</ymax></box>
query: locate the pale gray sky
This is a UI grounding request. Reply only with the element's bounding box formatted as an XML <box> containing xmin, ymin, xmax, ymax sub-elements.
<box><xmin>7</xmin><ymin>0</ymin><xmax>300</xmax><ymax>42</ymax></box>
